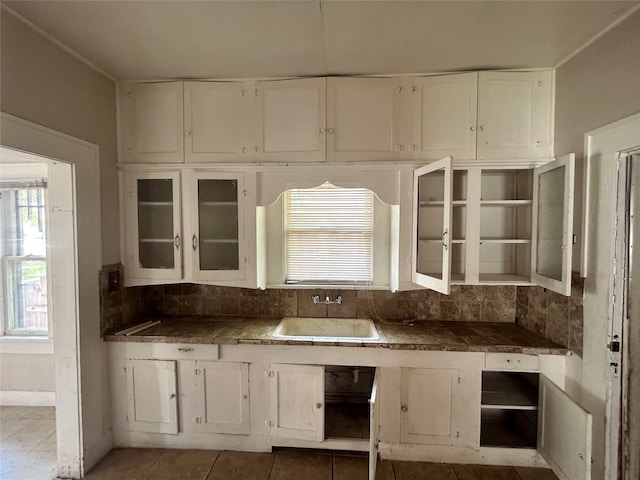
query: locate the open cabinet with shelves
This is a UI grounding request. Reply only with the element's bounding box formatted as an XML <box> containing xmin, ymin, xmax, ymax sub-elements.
<box><xmin>413</xmin><ymin>155</ymin><xmax>575</xmax><ymax>295</ymax></box>
<box><xmin>478</xmin><ymin>169</ymin><xmax>533</xmax><ymax>283</ymax></box>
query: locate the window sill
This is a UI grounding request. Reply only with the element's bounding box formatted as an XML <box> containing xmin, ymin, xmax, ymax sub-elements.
<box><xmin>0</xmin><ymin>336</ymin><xmax>53</xmax><ymax>354</ymax></box>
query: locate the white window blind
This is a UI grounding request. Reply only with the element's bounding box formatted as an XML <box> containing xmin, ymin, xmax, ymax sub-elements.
<box><xmin>284</xmin><ymin>182</ymin><xmax>374</xmax><ymax>284</ymax></box>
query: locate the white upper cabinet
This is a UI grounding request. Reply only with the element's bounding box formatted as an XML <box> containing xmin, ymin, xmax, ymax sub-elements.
<box><xmin>120</xmin><ymin>82</ymin><xmax>184</xmax><ymax>163</ymax></box>
<box><xmin>183</xmin><ymin>171</ymin><xmax>246</xmax><ymax>282</ymax></box>
<box><xmin>412</xmin><ymin>157</ymin><xmax>454</xmax><ymax>294</ymax></box>
<box><xmin>184</xmin><ymin>82</ymin><xmax>254</xmax><ymax>163</ymax></box>
<box><xmin>531</xmin><ymin>154</ymin><xmax>575</xmax><ymax>296</ymax></box>
<box><xmin>477</xmin><ymin>71</ymin><xmax>553</xmax><ymax>159</ymax></box>
<box><xmin>412</xmin><ymin>73</ymin><xmax>478</xmax><ymax>161</ymax></box>
<box><xmin>124</xmin><ymin>171</ymin><xmax>183</xmax><ymax>281</ymax></box>
<box><xmin>327</xmin><ymin>77</ymin><xmax>407</xmax><ymax>162</ymax></box>
<box><xmin>256</xmin><ymin>78</ymin><xmax>326</xmax><ymax>162</ymax></box>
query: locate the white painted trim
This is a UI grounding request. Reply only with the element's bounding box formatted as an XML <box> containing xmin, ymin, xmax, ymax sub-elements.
<box><xmin>554</xmin><ymin>3</ymin><xmax>640</xmax><ymax>69</ymax></box>
<box><xmin>0</xmin><ymin>337</ymin><xmax>53</xmax><ymax>354</ymax></box>
<box><xmin>1</xmin><ymin>112</ymin><xmax>106</xmax><ymax>478</ymax></box>
<box><xmin>582</xmin><ymin>112</ymin><xmax>640</xmax><ymax>276</ymax></box>
<box><xmin>0</xmin><ymin>4</ymin><xmax>116</xmax><ymax>82</ymax></box>
<box><xmin>0</xmin><ymin>390</ymin><xmax>55</xmax><ymax>406</ymax></box>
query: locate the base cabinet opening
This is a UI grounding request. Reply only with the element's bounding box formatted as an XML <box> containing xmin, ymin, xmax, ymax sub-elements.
<box><xmin>324</xmin><ymin>366</ymin><xmax>375</xmax><ymax>440</ymax></box>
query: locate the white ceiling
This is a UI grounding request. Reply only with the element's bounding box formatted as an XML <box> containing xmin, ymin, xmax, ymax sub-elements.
<box><xmin>3</xmin><ymin>0</ymin><xmax>639</xmax><ymax>81</ymax></box>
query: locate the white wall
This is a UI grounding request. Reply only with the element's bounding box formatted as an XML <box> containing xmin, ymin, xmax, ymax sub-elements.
<box><xmin>554</xmin><ymin>10</ymin><xmax>640</xmax><ymax>478</ymax></box>
<box><xmin>554</xmin><ymin>9</ymin><xmax>640</xmax><ymax>271</ymax></box>
<box><xmin>0</xmin><ymin>9</ymin><xmax>119</xmax><ymax>265</ymax></box>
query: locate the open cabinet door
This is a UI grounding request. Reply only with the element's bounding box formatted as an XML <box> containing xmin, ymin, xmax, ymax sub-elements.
<box><xmin>368</xmin><ymin>369</ymin><xmax>380</xmax><ymax>480</ymax></box>
<box><xmin>531</xmin><ymin>154</ymin><xmax>575</xmax><ymax>295</ymax></box>
<box><xmin>538</xmin><ymin>375</ymin><xmax>592</xmax><ymax>480</ymax></box>
<box><xmin>412</xmin><ymin>156</ymin><xmax>453</xmax><ymax>294</ymax></box>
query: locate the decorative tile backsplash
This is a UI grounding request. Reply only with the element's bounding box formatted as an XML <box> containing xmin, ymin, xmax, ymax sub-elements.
<box><xmin>99</xmin><ymin>264</ymin><xmax>583</xmax><ymax>355</ymax></box>
<box><xmin>515</xmin><ymin>273</ymin><xmax>584</xmax><ymax>355</ymax></box>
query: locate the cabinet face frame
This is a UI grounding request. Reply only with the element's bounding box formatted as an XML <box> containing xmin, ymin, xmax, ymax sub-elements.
<box><xmin>194</xmin><ymin>361</ymin><xmax>250</xmax><ymax>435</ymax></box>
<box><xmin>183</xmin><ymin>171</ymin><xmax>246</xmax><ymax>281</ymax></box>
<box><xmin>269</xmin><ymin>363</ymin><xmax>324</xmax><ymax>441</ymax></box>
<box><xmin>327</xmin><ymin>77</ymin><xmax>405</xmax><ymax>162</ymax></box>
<box><xmin>531</xmin><ymin>154</ymin><xmax>575</xmax><ymax>295</ymax></box>
<box><xmin>256</xmin><ymin>78</ymin><xmax>326</xmax><ymax>163</ymax></box>
<box><xmin>121</xmin><ymin>82</ymin><xmax>184</xmax><ymax>164</ymax></box>
<box><xmin>184</xmin><ymin>81</ymin><xmax>253</xmax><ymax>163</ymax></box>
<box><xmin>412</xmin><ymin>156</ymin><xmax>453</xmax><ymax>294</ymax></box>
<box><xmin>126</xmin><ymin>170</ymin><xmax>183</xmax><ymax>281</ymax></box>
<box><xmin>412</xmin><ymin>73</ymin><xmax>478</xmax><ymax>161</ymax></box>
<box><xmin>125</xmin><ymin>359</ymin><xmax>179</xmax><ymax>434</ymax></box>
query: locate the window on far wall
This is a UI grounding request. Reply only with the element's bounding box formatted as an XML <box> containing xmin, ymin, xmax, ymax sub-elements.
<box><xmin>0</xmin><ymin>182</ymin><xmax>48</xmax><ymax>336</ymax></box>
<box><xmin>284</xmin><ymin>182</ymin><xmax>374</xmax><ymax>284</ymax></box>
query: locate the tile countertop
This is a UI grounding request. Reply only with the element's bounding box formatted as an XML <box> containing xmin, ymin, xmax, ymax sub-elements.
<box><xmin>104</xmin><ymin>316</ymin><xmax>568</xmax><ymax>355</ymax></box>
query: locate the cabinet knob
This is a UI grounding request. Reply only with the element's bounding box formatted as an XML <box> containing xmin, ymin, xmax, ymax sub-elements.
<box><xmin>470</xmin><ymin>126</ymin><xmax>476</xmax><ymax>132</ymax></box>
<box><xmin>169</xmin><ymin>393</ymin><xmax>176</xmax><ymax>399</ymax></box>
<box><xmin>401</xmin><ymin>405</ymin><xmax>408</xmax><ymax>412</ymax></box>
<box><xmin>319</xmin><ymin>127</ymin><xmax>325</xmax><ymax>134</ymax></box>
<box><xmin>255</xmin><ymin>146</ymin><xmax>260</xmax><ymax>153</ymax></box>
<box><xmin>316</xmin><ymin>403</ymin><xmax>323</xmax><ymax>409</ymax></box>
<box><xmin>174</xmin><ymin>234</ymin><xmax>181</xmax><ymax>249</ymax></box>
<box><xmin>327</xmin><ymin>128</ymin><xmax>334</xmax><ymax>134</ymax></box>
<box><xmin>242</xmin><ymin>147</ymin><xmax>247</xmax><ymax>154</ymax></box>
<box><xmin>480</xmin><ymin>125</ymin><xmax>485</xmax><ymax>131</ymax></box>
<box><xmin>412</xmin><ymin>144</ymin><xmax>418</xmax><ymax>152</ymax></box>
<box><xmin>192</xmin><ymin>234</ymin><xmax>198</xmax><ymax>251</ymax></box>
<box><xmin>185</xmin><ymin>131</ymin><xmax>191</xmax><ymax>136</ymax></box>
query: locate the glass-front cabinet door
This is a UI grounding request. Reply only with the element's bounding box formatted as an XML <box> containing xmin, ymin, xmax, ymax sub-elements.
<box><xmin>126</xmin><ymin>171</ymin><xmax>182</xmax><ymax>280</ymax></box>
<box><xmin>412</xmin><ymin>156</ymin><xmax>453</xmax><ymax>294</ymax></box>
<box><xmin>184</xmin><ymin>172</ymin><xmax>245</xmax><ymax>281</ymax></box>
<box><xmin>531</xmin><ymin>154</ymin><xmax>575</xmax><ymax>295</ymax></box>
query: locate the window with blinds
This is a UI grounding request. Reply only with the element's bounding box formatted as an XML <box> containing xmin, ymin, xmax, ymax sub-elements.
<box><xmin>284</xmin><ymin>182</ymin><xmax>374</xmax><ymax>284</ymax></box>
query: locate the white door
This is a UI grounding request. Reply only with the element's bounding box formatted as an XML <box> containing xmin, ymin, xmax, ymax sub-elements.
<box><xmin>183</xmin><ymin>172</ymin><xmax>245</xmax><ymax>281</ymax></box>
<box><xmin>412</xmin><ymin>73</ymin><xmax>478</xmax><ymax>160</ymax></box>
<box><xmin>531</xmin><ymin>154</ymin><xmax>575</xmax><ymax>295</ymax></box>
<box><xmin>400</xmin><ymin>368</ymin><xmax>463</xmax><ymax>445</ymax></box>
<box><xmin>412</xmin><ymin>156</ymin><xmax>453</xmax><ymax>294</ymax></box>
<box><xmin>256</xmin><ymin>78</ymin><xmax>326</xmax><ymax>163</ymax></box>
<box><xmin>368</xmin><ymin>369</ymin><xmax>380</xmax><ymax>480</ymax></box>
<box><xmin>269</xmin><ymin>364</ymin><xmax>324</xmax><ymax>441</ymax></box>
<box><xmin>327</xmin><ymin>77</ymin><xmax>404</xmax><ymax>162</ymax></box>
<box><xmin>195</xmin><ymin>361</ymin><xmax>250</xmax><ymax>434</ymax></box>
<box><xmin>126</xmin><ymin>359</ymin><xmax>178</xmax><ymax>434</ymax></box>
<box><xmin>184</xmin><ymin>81</ymin><xmax>253</xmax><ymax>163</ymax></box>
<box><xmin>477</xmin><ymin>71</ymin><xmax>552</xmax><ymax>159</ymax></box>
<box><xmin>538</xmin><ymin>375</ymin><xmax>592</xmax><ymax>480</ymax></box>
<box><xmin>125</xmin><ymin>171</ymin><xmax>183</xmax><ymax>281</ymax></box>
<box><xmin>121</xmin><ymin>82</ymin><xmax>184</xmax><ymax>163</ymax></box>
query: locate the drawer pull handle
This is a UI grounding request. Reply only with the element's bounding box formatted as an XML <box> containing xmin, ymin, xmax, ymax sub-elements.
<box><xmin>178</xmin><ymin>347</ymin><xmax>194</xmax><ymax>353</ymax></box>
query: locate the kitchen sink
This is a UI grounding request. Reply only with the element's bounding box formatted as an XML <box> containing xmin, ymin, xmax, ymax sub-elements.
<box><xmin>272</xmin><ymin>317</ymin><xmax>379</xmax><ymax>341</ymax></box>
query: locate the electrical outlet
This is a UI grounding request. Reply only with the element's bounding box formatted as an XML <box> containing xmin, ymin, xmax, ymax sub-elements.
<box><xmin>108</xmin><ymin>270</ymin><xmax>120</xmax><ymax>293</ymax></box>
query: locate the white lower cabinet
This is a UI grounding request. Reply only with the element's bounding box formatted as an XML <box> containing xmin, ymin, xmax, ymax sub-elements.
<box><xmin>480</xmin><ymin>369</ymin><xmax>593</xmax><ymax>480</ymax></box>
<box><xmin>267</xmin><ymin>364</ymin><xmax>325</xmax><ymax>441</ymax></box>
<box><xmin>194</xmin><ymin>361</ymin><xmax>250</xmax><ymax>435</ymax></box>
<box><xmin>400</xmin><ymin>368</ymin><xmax>467</xmax><ymax>446</ymax></box>
<box><xmin>125</xmin><ymin>359</ymin><xmax>179</xmax><ymax>434</ymax></box>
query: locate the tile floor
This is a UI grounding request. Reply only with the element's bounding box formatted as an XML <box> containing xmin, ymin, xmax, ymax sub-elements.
<box><xmin>0</xmin><ymin>406</ymin><xmax>559</xmax><ymax>480</ymax></box>
<box><xmin>85</xmin><ymin>448</ymin><xmax>559</xmax><ymax>480</ymax></box>
<box><xmin>0</xmin><ymin>406</ymin><xmax>57</xmax><ymax>480</ymax></box>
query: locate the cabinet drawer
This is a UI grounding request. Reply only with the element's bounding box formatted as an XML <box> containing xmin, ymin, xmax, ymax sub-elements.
<box><xmin>149</xmin><ymin>343</ymin><xmax>219</xmax><ymax>360</ymax></box>
<box><xmin>485</xmin><ymin>353</ymin><xmax>539</xmax><ymax>371</ymax></box>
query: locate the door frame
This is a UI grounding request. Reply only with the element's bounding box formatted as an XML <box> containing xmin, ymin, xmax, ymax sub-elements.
<box><xmin>582</xmin><ymin>112</ymin><xmax>640</xmax><ymax>480</ymax></box>
<box><xmin>1</xmin><ymin>112</ymin><xmax>104</xmax><ymax>478</ymax></box>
